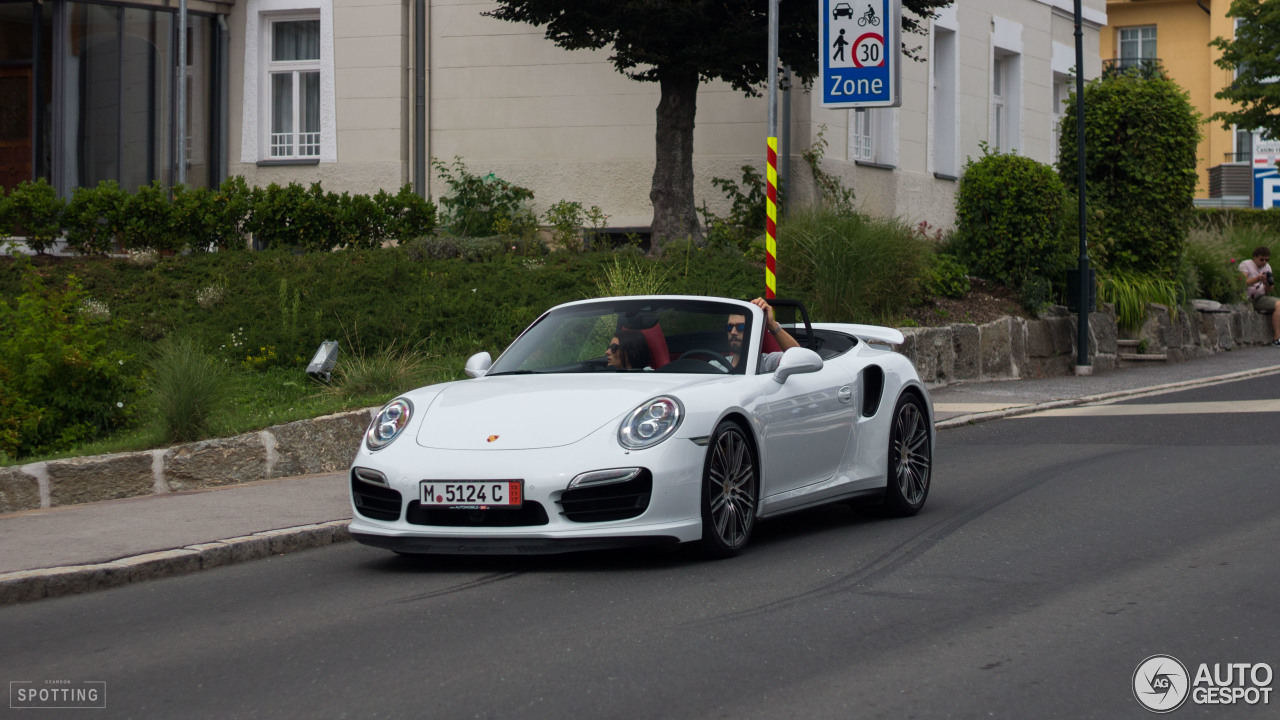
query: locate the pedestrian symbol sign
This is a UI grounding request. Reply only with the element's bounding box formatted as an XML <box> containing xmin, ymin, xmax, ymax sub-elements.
<box><xmin>820</xmin><ymin>0</ymin><xmax>900</xmax><ymax>108</ymax></box>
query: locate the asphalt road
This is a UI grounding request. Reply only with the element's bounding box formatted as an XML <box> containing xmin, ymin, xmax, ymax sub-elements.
<box><xmin>3</xmin><ymin>377</ymin><xmax>1279</xmax><ymax>719</ymax></box>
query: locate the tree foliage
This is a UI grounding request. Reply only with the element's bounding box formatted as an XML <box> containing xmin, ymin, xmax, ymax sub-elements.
<box><xmin>1210</xmin><ymin>0</ymin><xmax>1280</xmax><ymax>138</ymax></box>
<box><xmin>1057</xmin><ymin>69</ymin><xmax>1201</xmax><ymax>277</ymax></box>
<box><xmin>485</xmin><ymin>0</ymin><xmax>951</xmax><ymax>247</ymax></box>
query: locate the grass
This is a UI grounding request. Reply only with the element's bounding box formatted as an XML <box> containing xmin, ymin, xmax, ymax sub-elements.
<box><xmin>147</xmin><ymin>336</ymin><xmax>234</xmax><ymax>443</ymax></box>
<box><xmin>778</xmin><ymin>208</ymin><xmax>933</xmax><ymax>324</ymax></box>
<box><xmin>1098</xmin><ymin>271</ymin><xmax>1184</xmax><ymax>331</ymax></box>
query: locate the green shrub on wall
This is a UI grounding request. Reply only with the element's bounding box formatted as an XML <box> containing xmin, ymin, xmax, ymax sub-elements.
<box><xmin>63</xmin><ymin>180</ymin><xmax>128</xmax><ymax>255</ymax></box>
<box><xmin>1192</xmin><ymin>208</ymin><xmax>1280</xmax><ymax>236</ymax></box>
<box><xmin>6</xmin><ymin>178</ymin><xmax>65</xmax><ymax>253</ymax></box>
<box><xmin>121</xmin><ymin>180</ymin><xmax>182</xmax><ymax>252</ymax></box>
<box><xmin>953</xmin><ymin>146</ymin><xmax>1072</xmax><ymax>302</ymax></box>
<box><xmin>1057</xmin><ymin>69</ymin><xmax>1201</xmax><ymax>277</ymax></box>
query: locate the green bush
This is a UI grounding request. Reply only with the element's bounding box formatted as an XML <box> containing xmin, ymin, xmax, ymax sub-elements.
<box><xmin>0</xmin><ymin>259</ymin><xmax>139</xmax><ymax>457</ymax></box>
<box><xmin>121</xmin><ymin>180</ymin><xmax>182</xmax><ymax>252</ymax></box>
<box><xmin>953</xmin><ymin>147</ymin><xmax>1072</xmax><ymax>302</ymax></box>
<box><xmin>63</xmin><ymin>180</ymin><xmax>128</xmax><ymax>255</ymax></box>
<box><xmin>1057</xmin><ymin>70</ymin><xmax>1200</xmax><ymax>276</ymax></box>
<box><xmin>376</xmin><ymin>185</ymin><xmax>438</xmax><ymax>242</ymax></box>
<box><xmin>778</xmin><ymin>207</ymin><xmax>932</xmax><ymax>323</ymax></box>
<box><xmin>925</xmin><ymin>253</ymin><xmax>971</xmax><ymax>299</ymax></box>
<box><xmin>172</xmin><ymin>178</ymin><xmax>255</xmax><ymax>252</ymax></box>
<box><xmin>699</xmin><ymin>164</ymin><xmax>769</xmax><ymax>255</ymax></box>
<box><xmin>433</xmin><ymin>157</ymin><xmax>536</xmax><ymax>237</ymax></box>
<box><xmin>1192</xmin><ymin>208</ymin><xmax>1280</xmax><ymax>237</ymax></box>
<box><xmin>147</xmin><ymin>335</ymin><xmax>233</xmax><ymax>443</ymax></box>
<box><xmin>6</xmin><ymin>178</ymin><xmax>65</xmax><ymax>253</ymax></box>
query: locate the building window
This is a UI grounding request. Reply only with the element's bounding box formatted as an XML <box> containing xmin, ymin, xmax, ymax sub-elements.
<box><xmin>266</xmin><ymin>18</ymin><xmax>320</xmax><ymax>158</ymax></box>
<box><xmin>848</xmin><ymin>108</ymin><xmax>897</xmax><ymax>167</ymax></box>
<box><xmin>851</xmin><ymin>109</ymin><xmax>873</xmax><ymax>161</ymax></box>
<box><xmin>992</xmin><ymin>57</ymin><xmax>1006</xmax><ymax>151</ymax></box>
<box><xmin>931</xmin><ymin>24</ymin><xmax>958</xmax><ymax>177</ymax></box>
<box><xmin>1052</xmin><ymin>74</ymin><xmax>1072</xmax><ymax>162</ymax></box>
<box><xmin>990</xmin><ymin>51</ymin><xmax>1020</xmax><ymax>153</ymax></box>
<box><xmin>1118</xmin><ymin>26</ymin><xmax>1157</xmax><ymax>65</ymax></box>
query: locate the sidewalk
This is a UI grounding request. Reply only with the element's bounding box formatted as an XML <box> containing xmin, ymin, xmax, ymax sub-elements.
<box><xmin>3</xmin><ymin>346</ymin><xmax>1280</xmax><ymax>604</ymax></box>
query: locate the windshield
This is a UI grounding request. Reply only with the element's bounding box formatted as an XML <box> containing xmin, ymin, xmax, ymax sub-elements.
<box><xmin>487</xmin><ymin>298</ymin><xmax>754</xmax><ymax>376</ymax></box>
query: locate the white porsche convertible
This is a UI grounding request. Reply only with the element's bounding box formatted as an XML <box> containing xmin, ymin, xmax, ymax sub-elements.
<box><xmin>348</xmin><ymin>295</ymin><xmax>933</xmax><ymax>558</ymax></box>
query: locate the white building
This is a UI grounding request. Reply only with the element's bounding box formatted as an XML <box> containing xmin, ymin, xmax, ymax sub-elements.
<box><xmin>0</xmin><ymin>1</ymin><xmax>1106</xmax><ymax>232</ymax></box>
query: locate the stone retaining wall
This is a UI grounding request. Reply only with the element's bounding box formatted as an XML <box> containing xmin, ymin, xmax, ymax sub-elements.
<box><xmin>1</xmin><ymin>302</ymin><xmax>1273</xmax><ymax>514</ymax></box>
<box><xmin>0</xmin><ymin>408</ymin><xmax>376</xmax><ymax>514</ymax></box>
<box><xmin>897</xmin><ymin>302</ymin><xmax>1272</xmax><ymax>385</ymax></box>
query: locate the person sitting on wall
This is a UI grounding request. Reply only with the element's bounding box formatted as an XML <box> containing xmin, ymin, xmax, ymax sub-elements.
<box><xmin>1238</xmin><ymin>246</ymin><xmax>1280</xmax><ymax>347</ymax></box>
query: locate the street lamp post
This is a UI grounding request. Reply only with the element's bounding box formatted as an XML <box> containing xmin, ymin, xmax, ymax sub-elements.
<box><xmin>1073</xmin><ymin>0</ymin><xmax>1092</xmax><ymax>375</ymax></box>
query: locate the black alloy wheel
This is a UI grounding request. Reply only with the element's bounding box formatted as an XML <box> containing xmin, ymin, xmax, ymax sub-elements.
<box><xmin>883</xmin><ymin>393</ymin><xmax>931</xmax><ymax>516</ymax></box>
<box><xmin>698</xmin><ymin>420</ymin><xmax>757</xmax><ymax>558</ymax></box>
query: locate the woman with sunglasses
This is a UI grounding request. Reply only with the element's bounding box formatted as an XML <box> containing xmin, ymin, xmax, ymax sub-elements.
<box><xmin>605</xmin><ymin>328</ymin><xmax>652</xmax><ymax>370</ymax></box>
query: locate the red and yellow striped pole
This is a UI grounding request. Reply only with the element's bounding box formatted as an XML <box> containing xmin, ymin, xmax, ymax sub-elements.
<box><xmin>765</xmin><ymin>136</ymin><xmax>778</xmax><ymax>299</ymax></box>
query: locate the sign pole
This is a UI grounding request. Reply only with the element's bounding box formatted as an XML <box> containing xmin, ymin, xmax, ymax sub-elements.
<box><xmin>765</xmin><ymin>0</ymin><xmax>778</xmax><ymax>299</ymax></box>
<box><xmin>1073</xmin><ymin>0</ymin><xmax>1091</xmax><ymax>374</ymax></box>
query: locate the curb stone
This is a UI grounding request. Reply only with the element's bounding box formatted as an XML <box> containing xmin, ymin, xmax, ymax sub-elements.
<box><xmin>0</xmin><ymin>520</ymin><xmax>351</xmax><ymax>606</ymax></box>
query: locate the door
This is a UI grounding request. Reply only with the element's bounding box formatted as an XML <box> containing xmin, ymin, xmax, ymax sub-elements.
<box><xmin>752</xmin><ymin>362</ymin><xmax>856</xmax><ymax>509</ymax></box>
<box><xmin>0</xmin><ymin>65</ymin><xmax>32</xmax><ymax>190</ymax></box>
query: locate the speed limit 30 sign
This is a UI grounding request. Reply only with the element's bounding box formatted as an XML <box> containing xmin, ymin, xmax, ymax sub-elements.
<box><xmin>820</xmin><ymin>0</ymin><xmax>900</xmax><ymax>108</ymax></box>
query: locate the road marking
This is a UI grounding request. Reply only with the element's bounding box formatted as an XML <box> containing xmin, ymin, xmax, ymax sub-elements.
<box><xmin>1015</xmin><ymin>399</ymin><xmax>1280</xmax><ymax>418</ymax></box>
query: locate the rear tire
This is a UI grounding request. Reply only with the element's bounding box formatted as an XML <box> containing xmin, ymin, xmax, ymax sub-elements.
<box><xmin>883</xmin><ymin>393</ymin><xmax>931</xmax><ymax>516</ymax></box>
<box><xmin>697</xmin><ymin>421</ymin><xmax>758</xmax><ymax>558</ymax></box>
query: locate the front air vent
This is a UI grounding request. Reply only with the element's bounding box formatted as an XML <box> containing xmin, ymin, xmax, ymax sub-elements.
<box><xmin>557</xmin><ymin>470</ymin><xmax>653</xmax><ymax>522</ymax></box>
<box><xmin>406</xmin><ymin>502</ymin><xmax>549</xmax><ymax>527</ymax></box>
<box><xmin>351</xmin><ymin>469</ymin><xmax>402</xmax><ymax>521</ymax></box>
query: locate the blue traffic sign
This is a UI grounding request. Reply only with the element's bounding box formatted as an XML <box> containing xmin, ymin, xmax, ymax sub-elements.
<box><xmin>1256</xmin><ymin>166</ymin><xmax>1280</xmax><ymax>209</ymax></box>
<box><xmin>820</xmin><ymin>0</ymin><xmax>900</xmax><ymax>108</ymax></box>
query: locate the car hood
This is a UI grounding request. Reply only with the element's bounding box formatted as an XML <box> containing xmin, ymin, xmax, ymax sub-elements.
<box><xmin>414</xmin><ymin>373</ymin><xmax>719</xmax><ymax>450</ymax></box>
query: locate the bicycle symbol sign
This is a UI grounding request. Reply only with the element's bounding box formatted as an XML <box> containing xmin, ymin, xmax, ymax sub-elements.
<box><xmin>820</xmin><ymin>0</ymin><xmax>899</xmax><ymax>108</ymax></box>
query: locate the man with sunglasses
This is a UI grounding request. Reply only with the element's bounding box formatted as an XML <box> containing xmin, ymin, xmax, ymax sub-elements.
<box><xmin>726</xmin><ymin>297</ymin><xmax>799</xmax><ymax>372</ymax></box>
<box><xmin>1239</xmin><ymin>246</ymin><xmax>1280</xmax><ymax>347</ymax></box>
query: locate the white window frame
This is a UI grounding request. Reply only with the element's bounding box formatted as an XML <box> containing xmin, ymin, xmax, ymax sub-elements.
<box><xmin>240</xmin><ymin>0</ymin><xmax>337</xmax><ymax>164</ymax></box>
<box><xmin>1118</xmin><ymin>26</ymin><xmax>1157</xmax><ymax>63</ymax></box>
<box><xmin>266</xmin><ymin>16</ymin><xmax>321</xmax><ymax>159</ymax></box>
<box><xmin>929</xmin><ymin>13</ymin><xmax>959</xmax><ymax>178</ymax></box>
<box><xmin>848</xmin><ymin>108</ymin><xmax>898</xmax><ymax>167</ymax></box>
<box><xmin>990</xmin><ymin>18</ymin><xmax>1023</xmax><ymax>154</ymax></box>
<box><xmin>851</xmin><ymin>109</ymin><xmax>874</xmax><ymax>161</ymax></box>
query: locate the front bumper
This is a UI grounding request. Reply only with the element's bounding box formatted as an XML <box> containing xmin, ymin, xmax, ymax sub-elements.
<box><xmin>347</xmin><ymin>425</ymin><xmax>708</xmax><ymax>553</ymax></box>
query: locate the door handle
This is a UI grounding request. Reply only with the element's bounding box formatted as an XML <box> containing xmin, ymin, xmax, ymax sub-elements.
<box><xmin>837</xmin><ymin>385</ymin><xmax>853</xmax><ymax>403</ymax></box>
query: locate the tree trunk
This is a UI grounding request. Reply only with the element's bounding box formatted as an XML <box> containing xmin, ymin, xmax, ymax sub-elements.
<box><xmin>649</xmin><ymin>72</ymin><xmax>702</xmax><ymax>255</ymax></box>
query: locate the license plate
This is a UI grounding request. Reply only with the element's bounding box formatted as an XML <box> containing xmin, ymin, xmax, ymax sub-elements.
<box><xmin>420</xmin><ymin>481</ymin><xmax>522</xmax><ymax>508</ymax></box>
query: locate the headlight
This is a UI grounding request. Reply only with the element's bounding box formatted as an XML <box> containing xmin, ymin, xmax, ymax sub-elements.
<box><xmin>366</xmin><ymin>398</ymin><xmax>413</xmax><ymax>451</ymax></box>
<box><xmin>618</xmin><ymin>396</ymin><xmax>683</xmax><ymax>450</ymax></box>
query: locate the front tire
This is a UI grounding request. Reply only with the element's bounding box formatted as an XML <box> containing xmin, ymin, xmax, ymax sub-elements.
<box><xmin>698</xmin><ymin>420</ymin><xmax>757</xmax><ymax>558</ymax></box>
<box><xmin>883</xmin><ymin>393</ymin><xmax>931</xmax><ymax>516</ymax></box>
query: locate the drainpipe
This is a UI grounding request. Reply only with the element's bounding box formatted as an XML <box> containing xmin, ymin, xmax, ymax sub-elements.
<box><xmin>414</xmin><ymin>0</ymin><xmax>427</xmax><ymax>198</ymax></box>
<box><xmin>177</xmin><ymin>0</ymin><xmax>187</xmax><ymax>185</ymax></box>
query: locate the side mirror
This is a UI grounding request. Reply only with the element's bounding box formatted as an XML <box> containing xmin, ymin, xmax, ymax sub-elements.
<box><xmin>772</xmin><ymin>347</ymin><xmax>823</xmax><ymax>384</ymax></box>
<box><xmin>464</xmin><ymin>352</ymin><xmax>492</xmax><ymax>378</ymax></box>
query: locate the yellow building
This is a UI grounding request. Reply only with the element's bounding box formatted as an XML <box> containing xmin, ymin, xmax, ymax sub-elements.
<box><xmin>1102</xmin><ymin>0</ymin><xmax>1247</xmax><ymax>197</ymax></box>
